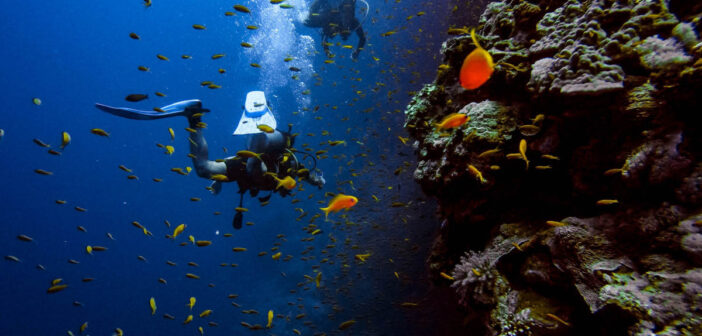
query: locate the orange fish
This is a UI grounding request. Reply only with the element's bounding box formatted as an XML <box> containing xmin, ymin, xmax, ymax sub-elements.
<box><xmin>436</xmin><ymin>113</ymin><xmax>469</xmax><ymax>130</ymax></box>
<box><xmin>273</xmin><ymin>175</ymin><xmax>296</xmax><ymax>190</ymax></box>
<box><xmin>459</xmin><ymin>29</ymin><xmax>494</xmax><ymax>90</ymax></box>
<box><xmin>320</xmin><ymin>194</ymin><xmax>358</xmax><ymax>220</ymax></box>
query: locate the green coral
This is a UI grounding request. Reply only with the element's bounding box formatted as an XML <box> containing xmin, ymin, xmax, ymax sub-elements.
<box><xmin>404</xmin><ymin>83</ymin><xmax>441</xmax><ymax>124</ymax></box>
<box><xmin>459</xmin><ymin>100</ymin><xmax>517</xmax><ymax>145</ymax></box>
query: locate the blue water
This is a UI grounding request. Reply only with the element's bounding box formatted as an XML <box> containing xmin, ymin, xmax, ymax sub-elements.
<box><xmin>0</xmin><ymin>0</ymin><xmax>465</xmax><ymax>334</ymax></box>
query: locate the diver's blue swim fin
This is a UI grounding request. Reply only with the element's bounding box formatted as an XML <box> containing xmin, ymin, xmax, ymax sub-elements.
<box><xmin>95</xmin><ymin>99</ymin><xmax>208</xmax><ymax>120</ymax></box>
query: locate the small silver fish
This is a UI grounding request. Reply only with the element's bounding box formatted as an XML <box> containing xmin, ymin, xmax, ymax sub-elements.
<box><xmin>5</xmin><ymin>255</ymin><xmax>21</xmax><ymax>262</ymax></box>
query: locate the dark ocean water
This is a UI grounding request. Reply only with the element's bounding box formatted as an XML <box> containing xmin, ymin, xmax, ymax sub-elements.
<box><xmin>0</xmin><ymin>0</ymin><xmax>472</xmax><ymax>335</ymax></box>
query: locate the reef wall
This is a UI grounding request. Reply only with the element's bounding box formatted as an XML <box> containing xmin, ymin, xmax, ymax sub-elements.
<box><xmin>404</xmin><ymin>0</ymin><xmax>702</xmax><ymax>334</ymax></box>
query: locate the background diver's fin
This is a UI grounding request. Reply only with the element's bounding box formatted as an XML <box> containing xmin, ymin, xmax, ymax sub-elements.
<box><xmin>258</xmin><ymin>192</ymin><xmax>273</xmax><ymax>203</ymax></box>
<box><xmin>233</xmin><ymin>191</ymin><xmax>245</xmax><ymax>230</ymax></box>
<box><xmin>95</xmin><ymin>99</ymin><xmax>205</xmax><ymax>120</ymax></box>
<box><xmin>232</xmin><ymin>212</ymin><xmax>243</xmax><ymax>230</ymax></box>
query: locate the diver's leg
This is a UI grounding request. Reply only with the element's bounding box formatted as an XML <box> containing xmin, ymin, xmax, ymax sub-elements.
<box><xmin>188</xmin><ymin>115</ymin><xmax>227</xmax><ymax>177</ymax></box>
<box><xmin>352</xmin><ymin>23</ymin><xmax>365</xmax><ymax>59</ymax></box>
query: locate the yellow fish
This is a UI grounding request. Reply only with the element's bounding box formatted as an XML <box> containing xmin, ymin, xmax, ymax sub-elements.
<box><xmin>596</xmin><ymin>199</ymin><xmax>619</xmax><ymax>206</ymax></box>
<box><xmin>188</xmin><ymin>297</ymin><xmax>196</xmax><ymax>310</ymax></box>
<box><xmin>236</xmin><ymin>150</ymin><xmax>262</xmax><ymax>161</ymax></box>
<box><xmin>355</xmin><ymin>253</ymin><xmax>371</xmax><ymax>262</ymax></box>
<box><xmin>338</xmin><ymin>320</ymin><xmax>356</xmax><ymax>330</ymax></box>
<box><xmin>233</xmin><ymin>4</ymin><xmax>250</xmax><ymax>13</ymax></box>
<box><xmin>604</xmin><ymin>168</ymin><xmax>624</xmax><ymax>176</ymax></box>
<box><xmin>257</xmin><ymin>124</ymin><xmax>274</xmax><ymax>133</ymax></box>
<box><xmin>440</xmin><ymin>272</ymin><xmax>454</xmax><ymax>280</ymax></box>
<box><xmin>478</xmin><ymin>148</ymin><xmax>501</xmax><ymax>158</ymax></box>
<box><xmin>267</xmin><ymin>310</ymin><xmax>273</xmax><ymax>328</ymax></box>
<box><xmin>467</xmin><ymin>164</ymin><xmax>487</xmax><ymax>184</ymax></box>
<box><xmin>546</xmin><ymin>220</ymin><xmax>567</xmax><ymax>227</ymax></box>
<box><xmin>165</xmin><ymin>145</ymin><xmax>174</xmax><ymax>155</ymax></box>
<box><xmin>47</xmin><ymin>284</ymin><xmax>68</xmax><ymax>293</ymax></box>
<box><xmin>210</xmin><ymin>174</ymin><xmax>229</xmax><ymax>182</ymax></box>
<box><xmin>60</xmin><ymin>132</ymin><xmax>71</xmax><ymax>149</ymax></box>
<box><xmin>273</xmin><ymin>175</ymin><xmax>296</xmax><ymax>190</ymax></box>
<box><xmin>519</xmin><ymin>139</ymin><xmax>528</xmax><ymax>169</ymax></box>
<box><xmin>150</xmin><ymin>297</ymin><xmax>156</xmax><ymax>315</ymax></box>
<box><xmin>199</xmin><ymin>309</ymin><xmax>212</xmax><ymax>317</ymax></box>
<box><xmin>315</xmin><ymin>272</ymin><xmax>322</xmax><ymax>287</ymax></box>
<box><xmin>168</xmin><ymin>128</ymin><xmax>174</xmax><ymax>140</ymax></box>
<box><xmin>183</xmin><ymin>315</ymin><xmax>193</xmax><ymax>324</ymax></box>
<box><xmin>532</xmin><ymin>114</ymin><xmax>545</xmax><ymax>124</ymax></box>
<box><xmin>172</xmin><ymin>224</ymin><xmax>186</xmax><ymax>239</ymax></box>
<box><xmin>91</xmin><ymin>128</ymin><xmax>109</xmax><ymax>137</ymax></box>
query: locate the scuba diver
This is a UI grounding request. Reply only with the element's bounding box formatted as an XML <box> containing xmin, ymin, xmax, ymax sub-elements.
<box><xmin>95</xmin><ymin>91</ymin><xmax>326</xmax><ymax>229</ymax></box>
<box><xmin>303</xmin><ymin>0</ymin><xmax>367</xmax><ymax>59</ymax></box>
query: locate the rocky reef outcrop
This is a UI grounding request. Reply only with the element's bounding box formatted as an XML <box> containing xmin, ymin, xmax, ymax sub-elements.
<box><xmin>405</xmin><ymin>0</ymin><xmax>702</xmax><ymax>334</ymax></box>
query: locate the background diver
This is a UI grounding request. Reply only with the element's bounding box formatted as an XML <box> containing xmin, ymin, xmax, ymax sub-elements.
<box><xmin>95</xmin><ymin>93</ymin><xmax>325</xmax><ymax>229</ymax></box>
<box><xmin>303</xmin><ymin>0</ymin><xmax>367</xmax><ymax>59</ymax></box>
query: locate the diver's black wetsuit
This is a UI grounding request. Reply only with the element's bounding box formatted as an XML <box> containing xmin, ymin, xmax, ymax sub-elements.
<box><xmin>94</xmin><ymin>98</ymin><xmax>323</xmax><ymax>229</ymax></box>
<box><xmin>222</xmin><ymin>132</ymin><xmax>319</xmax><ymax>198</ymax></box>
<box><xmin>304</xmin><ymin>0</ymin><xmax>366</xmax><ymax>59</ymax></box>
<box><xmin>187</xmin><ymin>114</ymin><xmax>323</xmax><ymax>199</ymax></box>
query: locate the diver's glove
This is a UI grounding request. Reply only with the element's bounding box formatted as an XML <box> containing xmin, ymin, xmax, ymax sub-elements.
<box><xmin>308</xmin><ymin>170</ymin><xmax>326</xmax><ymax>189</ymax></box>
<box><xmin>210</xmin><ymin>181</ymin><xmax>222</xmax><ymax>195</ymax></box>
<box><xmin>186</xmin><ymin>103</ymin><xmax>209</xmax><ymax>126</ymax></box>
<box><xmin>352</xmin><ymin>49</ymin><xmax>360</xmax><ymax>60</ymax></box>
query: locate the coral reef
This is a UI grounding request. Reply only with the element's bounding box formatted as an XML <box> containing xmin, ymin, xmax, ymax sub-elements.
<box><xmin>405</xmin><ymin>0</ymin><xmax>702</xmax><ymax>334</ymax></box>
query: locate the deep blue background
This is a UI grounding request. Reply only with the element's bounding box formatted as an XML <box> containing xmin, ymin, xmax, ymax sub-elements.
<box><xmin>0</xmin><ymin>0</ymin><xmax>473</xmax><ymax>334</ymax></box>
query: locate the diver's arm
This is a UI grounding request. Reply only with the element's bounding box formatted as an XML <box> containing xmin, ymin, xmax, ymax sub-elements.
<box><xmin>309</xmin><ymin>0</ymin><xmax>327</xmax><ymax>13</ymax></box>
<box><xmin>322</xmin><ymin>34</ymin><xmax>331</xmax><ymax>57</ymax></box>
<box><xmin>353</xmin><ymin>23</ymin><xmax>365</xmax><ymax>59</ymax></box>
<box><xmin>188</xmin><ymin>116</ymin><xmax>227</xmax><ymax>178</ymax></box>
